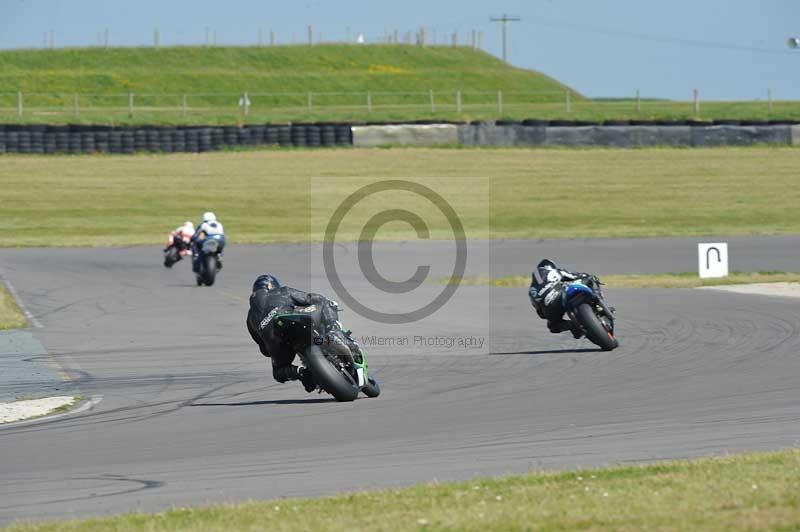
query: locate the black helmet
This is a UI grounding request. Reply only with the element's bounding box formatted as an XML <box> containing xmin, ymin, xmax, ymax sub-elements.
<box><xmin>252</xmin><ymin>274</ymin><xmax>281</xmax><ymax>292</ymax></box>
<box><xmin>537</xmin><ymin>259</ymin><xmax>558</xmax><ymax>270</ymax></box>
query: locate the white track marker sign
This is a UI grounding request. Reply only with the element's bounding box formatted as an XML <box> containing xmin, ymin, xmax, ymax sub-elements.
<box><xmin>698</xmin><ymin>243</ymin><xmax>729</xmax><ymax>278</ymax></box>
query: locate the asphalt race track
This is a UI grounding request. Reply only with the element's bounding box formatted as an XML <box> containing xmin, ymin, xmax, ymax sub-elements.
<box><xmin>0</xmin><ymin>238</ymin><xmax>799</xmax><ymax>524</ymax></box>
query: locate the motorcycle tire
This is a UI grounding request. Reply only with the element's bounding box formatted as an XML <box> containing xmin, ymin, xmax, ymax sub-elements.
<box><xmin>164</xmin><ymin>247</ymin><xmax>179</xmax><ymax>268</ymax></box>
<box><xmin>202</xmin><ymin>255</ymin><xmax>216</xmax><ymax>286</ymax></box>
<box><xmin>303</xmin><ymin>344</ymin><xmax>359</xmax><ymax>402</ymax></box>
<box><xmin>361</xmin><ymin>377</ymin><xmax>381</xmax><ymax>398</ymax></box>
<box><xmin>196</xmin><ymin>275</ymin><xmax>203</xmax><ymax>286</ymax></box>
<box><xmin>576</xmin><ymin>303</ymin><xmax>618</xmax><ymax>351</ymax></box>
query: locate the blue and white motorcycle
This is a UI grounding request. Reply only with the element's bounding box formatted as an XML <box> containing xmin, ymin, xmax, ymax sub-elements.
<box><xmin>194</xmin><ymin>234</ymin><xmax>224</xmax><ymax>287</ymax></box>
<box><xmin>563</xmin><ymin>274</ymin><xmax>618</xmax><ymax>351</ymax></box>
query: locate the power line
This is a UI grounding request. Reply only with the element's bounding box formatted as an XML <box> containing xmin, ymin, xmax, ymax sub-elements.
<box><xmin>528</xmin><ymin>16</ymin><xmax>792</xmax><ymax>56</ymax></box>
<box><xmin>490</xmin><ymin>14</ymin><xmax>521</xmax><ymax>62</ymax></box>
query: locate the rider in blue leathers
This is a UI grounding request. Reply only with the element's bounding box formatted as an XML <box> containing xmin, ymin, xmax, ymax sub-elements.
<box><xmin>191</xmin><ymin>211</ymin><xmax>225</xmax><ymax>272</ymax></box>
<box><xmin>528</xmin><ymin>259</ymin><xmax>584</xmax><ymax>338</ymax></box>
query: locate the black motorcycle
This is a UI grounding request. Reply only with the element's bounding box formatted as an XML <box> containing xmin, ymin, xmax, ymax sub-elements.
<box><xmin>562</xmin><ymin>274</ymin><xmax>618</xmax><ymax>351</ymax></box>
<box><xmin>195</xmin><ymin>236</ymin><xmax>223</xmax><ymax>286</ymax></box>
<box><xmin>271</xmin><ymin>305</ymin><xmax>380</xmax><ymax>402</ymax></box>
<box><xmin>163</xmin><ymin>235</ymin><xmax>189</xmax><ymax>268</ymax></box>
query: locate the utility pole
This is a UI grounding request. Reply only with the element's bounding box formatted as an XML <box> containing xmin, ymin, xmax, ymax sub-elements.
<box><xmin>490</xmin><ymin>14</ymin><xmax>521</xmax><ymax>63</ymax></box>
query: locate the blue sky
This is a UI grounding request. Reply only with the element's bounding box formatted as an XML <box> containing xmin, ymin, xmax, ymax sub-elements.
<box><xmin>1</xmin><ymin>0</ymin><xmax>798</xmax><ymax>100</ymax></box>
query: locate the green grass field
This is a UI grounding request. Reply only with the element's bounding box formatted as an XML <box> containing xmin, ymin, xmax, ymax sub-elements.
<box><xmin>5</xmin><ymin>449</ymin><xmax>799</xmax><ymax>531</ymax></box>
<box><xmin>0</xmin><ymin>284</ymin><xmax>27</xmax><ymax>329</ymax></box>
<box><xmin>0</xmin><ymin>44</ymin><xmax>796</xmax><ymax>124</ymax></box>
<box><xmin>1</xmin><ymin>147</ymin><xmax>799</xmax><ymax>247</ymax></box>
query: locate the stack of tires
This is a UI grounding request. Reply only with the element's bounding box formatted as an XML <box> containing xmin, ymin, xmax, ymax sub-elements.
<box><xmin>290</xmin><ymin>124</ymin><xmax>307</xmax><ymax>147</ymax></box>
<box><xmin>0</xmin><ymin>123</ymin><xmax>354</xmax><ymax>155</ymax></box>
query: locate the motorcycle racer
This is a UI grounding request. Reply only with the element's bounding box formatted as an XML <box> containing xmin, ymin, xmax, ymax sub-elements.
<box><xmin>165</xmin><ymin>221</ymin><xmax>194</xmax><ymax>258</ymax></box>
<box><xmin>246</xmin><ymin>274</ymin><xmax>363</xmax><ymax>393</ymax></box>
<box><xmin>528</xmin><ymin>259</ymin><xmax>585</xmax><ymax>338</ymax></box>
<box><xmin>191</xmin><ymin>211</ymin><xmax>225</xmax><ymax>273</ymax></box>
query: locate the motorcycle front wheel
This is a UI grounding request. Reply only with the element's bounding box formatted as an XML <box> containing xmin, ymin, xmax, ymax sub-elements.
<box><xmin>164</xmin><ymin>247</ymin><xmax>179</xmax><ymax>268</ymax></box>
<box><xmin>576</xmin><ymin>303</ymin><xmax>618</xmax><ymax>351</ymax></box>
<box><xmin>361</xmin><ymin>377</ymin><xmax>381</xmax><ymax>398</ymax></box>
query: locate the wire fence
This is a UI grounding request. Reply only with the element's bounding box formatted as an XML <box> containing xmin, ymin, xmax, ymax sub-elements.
<box><xmin>0</xmin><ymin>90</ymin><xmax>794</xmax><ymax>123</ymax></box>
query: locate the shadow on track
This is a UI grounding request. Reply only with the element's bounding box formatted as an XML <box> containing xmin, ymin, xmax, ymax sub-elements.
<box><xmin>191</xmin><ymin>398</ymin><xmax>336</xmax><ymax>406</ymax></box>
<box><xmin>490</xmin><ymin>348</ymin><xmax>600</xmax><ymax>356</ymax></box>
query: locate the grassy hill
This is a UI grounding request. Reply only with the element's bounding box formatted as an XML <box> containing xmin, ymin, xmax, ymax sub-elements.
<box><xmin>0</xmin><ymin>44</ymin><xmax>793</xmax><ymax>124</ymax></box>
<box><xmin>0</xmin><ymin>45</ymin><xmax>574</xmax><ymax>95</ymax></box>
<box><xmin>0</xmin><ymin>45</ymin><xmax>579</xmax><ymax>124</ymax></box>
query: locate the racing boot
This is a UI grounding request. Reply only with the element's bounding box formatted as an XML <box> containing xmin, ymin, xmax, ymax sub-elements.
<box><xmin>273</xmin><ymin>364</ymin><xmax>316</xmax><ymax>392</ymax></box>
<box><xmin>297</xmin><ymin>367</ymin><xmax>317</xmax><ymax>393</ymax></box>
<box><xmin>547</xmin><ymin>318</ymin><xmax>583</xmax><ymax>339</ymax></box>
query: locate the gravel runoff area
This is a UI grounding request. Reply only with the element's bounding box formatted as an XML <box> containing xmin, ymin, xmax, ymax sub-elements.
<box><xmin>697</xmin><ymin>282</ymin><xmax>800</xmax><ymax>298</ymax></box>
<box><xmin>0</xmin><ymin>396</ymin><xmax>75</xmax><ymax>424</ymax></box>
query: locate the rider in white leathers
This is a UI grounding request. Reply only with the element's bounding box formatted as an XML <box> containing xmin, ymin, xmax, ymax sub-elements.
<box><xmin>191</xmin><ymin>211</ymin><xmax>226</xmax><ymax>272</ymax></box>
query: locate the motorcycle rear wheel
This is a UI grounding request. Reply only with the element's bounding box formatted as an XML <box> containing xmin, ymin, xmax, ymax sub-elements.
<box><xmin>303</xmin><ymin>345</ymin><xmax>359</xmax><ymax>402</ymax></box>
<box><xmin>202</xmin><ymin>255</ymin><xmax>217</xmax><ymax>286</ymax></box>
<box><xmin>576</xmin><ymin>303</ymin><xmax>618</xmax><ymax>351</ymax></box>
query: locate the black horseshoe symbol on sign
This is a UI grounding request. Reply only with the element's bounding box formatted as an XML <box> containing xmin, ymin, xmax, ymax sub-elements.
<box><xmin>706</xmin><ymin>247</ymin><xmax>721</xmax><ymax>270</ymax></box>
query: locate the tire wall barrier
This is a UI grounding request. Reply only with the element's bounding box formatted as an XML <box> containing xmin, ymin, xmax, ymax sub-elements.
<box><xmin>1</xmin><ymin>122</ymin><xmax>799</xmax><ymax>154</ymax></box>
<box><xmin>0</xmin><ymin>123</ymin><xmax>352</xmax><ymax>155</ymax></box>
<box><xmin>355</xmin><ymin>122</ymin><xmax>798</xmax><ymax>148</ymax></box>
<box><xmin>351</xmin><ymin>124</ymin><xmax>459</xmax><ymax>147</ymax></box>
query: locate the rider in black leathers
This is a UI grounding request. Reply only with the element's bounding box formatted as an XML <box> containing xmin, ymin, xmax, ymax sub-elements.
<box><xmin>528</xmin><ymin>259</ymin><xmax>585</xmax><ymax>338</ymax></box>
<box><xmin>246</xmin><ymin>274</ymin><xmax>361</xmax><ymax>392</ymax></box>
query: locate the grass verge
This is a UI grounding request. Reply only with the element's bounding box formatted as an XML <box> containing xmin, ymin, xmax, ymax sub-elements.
<box><xmin>5</xmin><ymin>449</ymin><xmax>799</xmax><ymax>531</ymax></box>
<box><xmin>0</xmin><ymin>283</ymin><xmax>28</xmax><ymax>329</ymax></box>
<box><xmin>455</xmin><ymin>271</ymin><xmax>800</xmax><ymax>289</ymax></box>
<box><xmin>2</xmin><ymin>147</ymin><xmax>800</xmax><ymax>247</ymax></box>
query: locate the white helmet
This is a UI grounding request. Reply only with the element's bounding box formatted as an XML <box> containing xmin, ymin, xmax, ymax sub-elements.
<box><xmin>202</xmin><ymin>211</ymin><xmax>216</xmax><ymax>223</ymax></box>
<box><xmin>182</xmin><ymin>221</ymin><xmax>195</xmax><ymax>233</ymax></box>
